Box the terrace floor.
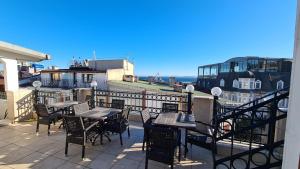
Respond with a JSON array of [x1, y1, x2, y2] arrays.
[[0, 121, 215, 169]]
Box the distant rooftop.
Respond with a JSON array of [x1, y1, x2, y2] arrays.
[[109, 80, 210, 97]]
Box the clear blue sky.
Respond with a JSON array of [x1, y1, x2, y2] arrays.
[[0, 0, 297, 76]]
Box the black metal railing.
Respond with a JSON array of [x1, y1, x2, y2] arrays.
[[93, 90, 189, 113], [16, 89, 75, 121], [212, 88, 289, 169], [0, 91, 6, 100]]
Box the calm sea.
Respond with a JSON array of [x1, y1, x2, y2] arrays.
[[139, 76, 197, 83]]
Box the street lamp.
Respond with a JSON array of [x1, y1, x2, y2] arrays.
[[90, 80, 98, 108], [32, 81, 42, 104], [211, 87, 222, 124], [186, 84, 194, 114]]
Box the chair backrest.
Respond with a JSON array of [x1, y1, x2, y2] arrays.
[[162, 103, 178, 113], [73, 102, 89, 115], [34, 103, 50, 117], [63, 116, 84, 136], [140, 108, 151, 125], [121, 107, 131, 120], [111, 99, 125, 109], [145, 125, 178, 153]]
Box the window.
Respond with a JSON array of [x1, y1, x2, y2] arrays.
[[82, 74, 94, 83], [220, 63, 230, 73], [234, 61, 247, 72], [210, 65, 218, 76], [220, 79, 225, 87], [233, 79, 239, 88], [255, 80, 262, 89], [248, 59, 259, 70], [203, 67, 211, 76], [50, 73, 60, 81], [277, 80, 284, 90], [266, 60, 279, 72], [198, 67, 204, 77]]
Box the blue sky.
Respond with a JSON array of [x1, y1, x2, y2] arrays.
[[0, 0, 297, 76]]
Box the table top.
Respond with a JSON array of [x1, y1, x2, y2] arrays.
[[153, 112, 196, 129], [76, 107, 122, 120], [48, 101, 79, 109]]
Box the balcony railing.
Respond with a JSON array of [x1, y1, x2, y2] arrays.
[[212, 88, 289, 169], [93, 89, 189, 114], [41, 79, 71, 89]]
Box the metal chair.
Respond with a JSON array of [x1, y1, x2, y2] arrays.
[[111, 99, 125, 109], [104, 107, 131, 145], [140, 108, 153, 151], [63, 115, 99, 159], [162, 103, 179, 113], [34, 103, 62, 135], [184, 120, 215, 158], [145, 125, 178, 169]]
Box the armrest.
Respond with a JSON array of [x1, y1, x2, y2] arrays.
[[195, 121, 214, 128], [187, 129, 213, 138], [85, 121, 99, 132]]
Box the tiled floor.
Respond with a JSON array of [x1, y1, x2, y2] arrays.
[[0, 121, 215, 169]]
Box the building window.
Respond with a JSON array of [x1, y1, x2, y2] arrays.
[[210, 65, 218, 76], [233, 79, 239, 88], [198, 67, 204, 77], [220, 79, 225, 87], [203, 67, 211, 76], [50, 73, 60, 81], [255, 80, 262, 89], [220, 63, 230, 73], [277, 80, 284, 90], [82, 74, 94, 83]]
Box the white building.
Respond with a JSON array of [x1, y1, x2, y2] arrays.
[[40, 59, 134, 89]]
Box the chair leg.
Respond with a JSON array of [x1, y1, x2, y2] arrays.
[[47, 124, 51, 136], [119, 133, 123, 146], [82, 145, 85, 159], [142, 135, 145, 151], [145, 157, 148, 169], [127, 127, 130, 138], [65, 141, 68, 156], [100, 134, 103, 145], [36, 120, 39, 133], [171, 164, 174, 169]]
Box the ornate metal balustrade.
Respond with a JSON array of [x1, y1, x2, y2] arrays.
[[94, 90, 189, 113], [16, 89, 74, 121], [212, 88, 289, 169]]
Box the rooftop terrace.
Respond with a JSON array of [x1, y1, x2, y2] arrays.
[[0, 121, 216, 169]]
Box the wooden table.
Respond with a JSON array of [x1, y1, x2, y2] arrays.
[[48, 101, 79, 110], [76, 107, 122, 120], [153, 112, 196, 129], [153, 112, 196, 161]]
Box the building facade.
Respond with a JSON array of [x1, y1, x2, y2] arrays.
[[197, 57, 292, 105], [40, 59, 134, 89]]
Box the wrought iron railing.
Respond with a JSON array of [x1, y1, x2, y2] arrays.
[[212, 88, 289, 169], [94, 90, 189, 113], [0, 91, 6, 100], [16, 89, 75, 121]]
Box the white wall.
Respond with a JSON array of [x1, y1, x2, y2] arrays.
[[282, 1, 300, 168]]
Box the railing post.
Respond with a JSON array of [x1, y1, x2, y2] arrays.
[[34, 89, 39, 104], [142, 90, 146, 110], [213, 95, 219, 125], [91, 87, 96, 109], [187, 92, 193, 114]]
